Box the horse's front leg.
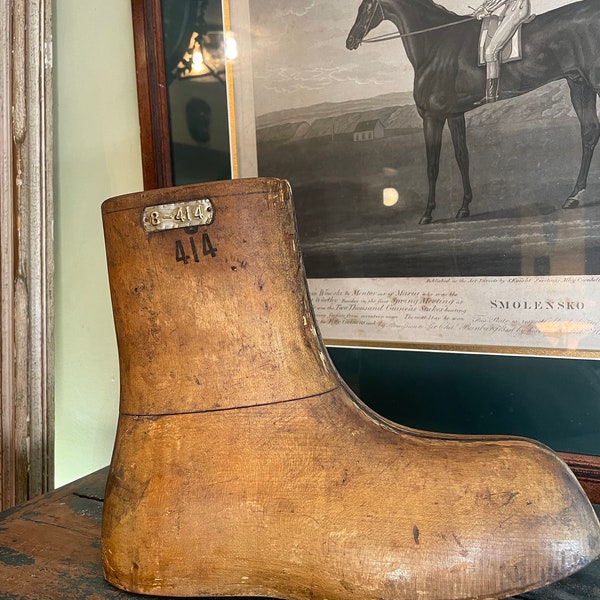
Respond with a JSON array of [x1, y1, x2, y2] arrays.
[[565, 78, 600, 208], [448, 113, 473, 219], [420, 115, 446, 224]]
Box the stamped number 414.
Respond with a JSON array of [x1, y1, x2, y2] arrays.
[[175, 233, 217, 265]]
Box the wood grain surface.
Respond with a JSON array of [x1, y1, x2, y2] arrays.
[[0, 468, 598, 599]]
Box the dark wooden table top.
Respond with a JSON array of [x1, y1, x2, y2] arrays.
[[0, 467, 598, 599]]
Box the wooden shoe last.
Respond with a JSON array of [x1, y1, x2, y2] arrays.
[[101, 178, 600, 599]]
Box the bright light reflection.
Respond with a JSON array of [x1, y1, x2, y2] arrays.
[[225, 35, 238, 61], [383, 187, 399, 207], [191, 49, 204, 72]]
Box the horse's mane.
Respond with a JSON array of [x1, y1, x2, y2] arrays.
[[428, 0, 462, 18], [381, 0, 462, 19]]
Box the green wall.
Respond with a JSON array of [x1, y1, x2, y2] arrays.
[[54, 0, 143, 486]]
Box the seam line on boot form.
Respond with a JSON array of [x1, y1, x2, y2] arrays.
[[120, 385, 341, 418]]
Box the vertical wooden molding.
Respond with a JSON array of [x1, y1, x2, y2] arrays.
[[0, 0, 16, 508], [131, 0, 173, 189], [0, 0, 54, 509]]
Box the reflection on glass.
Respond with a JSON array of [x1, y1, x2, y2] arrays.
[[383, 187, 399, 207], [224, 33, 238, 61], [161, 0, 232, 185]]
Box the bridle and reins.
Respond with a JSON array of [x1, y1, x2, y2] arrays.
[[359, 0, 476, 44]]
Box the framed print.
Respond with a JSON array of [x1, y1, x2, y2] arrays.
[[131, 0, 600, 502], [227, 0, 600, 357]]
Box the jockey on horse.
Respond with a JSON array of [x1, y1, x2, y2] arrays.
[[473, 0, 532, 104]]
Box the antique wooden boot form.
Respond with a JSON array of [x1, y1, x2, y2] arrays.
[[101, 178, 600, 600]]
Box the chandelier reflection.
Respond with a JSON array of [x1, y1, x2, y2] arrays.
[[176, 30, 237, 82]]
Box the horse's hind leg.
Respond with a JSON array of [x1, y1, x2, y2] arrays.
[[564, 77, 600, 209], [420, 115, 445, 224], [448, 114, 473, 219]]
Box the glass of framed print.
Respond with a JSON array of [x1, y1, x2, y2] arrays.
[[131, 0, 600, 502], [227, 0, 600, 357]]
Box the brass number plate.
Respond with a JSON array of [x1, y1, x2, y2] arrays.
[[143, 198, 214, 233]]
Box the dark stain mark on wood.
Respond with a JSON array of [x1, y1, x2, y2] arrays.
[[0, 545, 34, 567], [413, 525, 420, 545], [73, 492, 103, 503], [500, 491, 520, 507]]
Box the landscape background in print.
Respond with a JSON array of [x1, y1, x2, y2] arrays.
[[243, 0, 600, 280]]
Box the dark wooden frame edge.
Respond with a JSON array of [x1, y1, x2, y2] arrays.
[[132, 0, 173, 190], [562, 453, 600, 504]]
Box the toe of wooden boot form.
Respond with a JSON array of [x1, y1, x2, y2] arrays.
[[102, 392, 600, 599]]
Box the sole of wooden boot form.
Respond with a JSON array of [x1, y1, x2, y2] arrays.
[[101, 178, 600, 599]]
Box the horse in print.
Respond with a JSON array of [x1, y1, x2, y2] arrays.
[[346, 0, 600, 224]]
